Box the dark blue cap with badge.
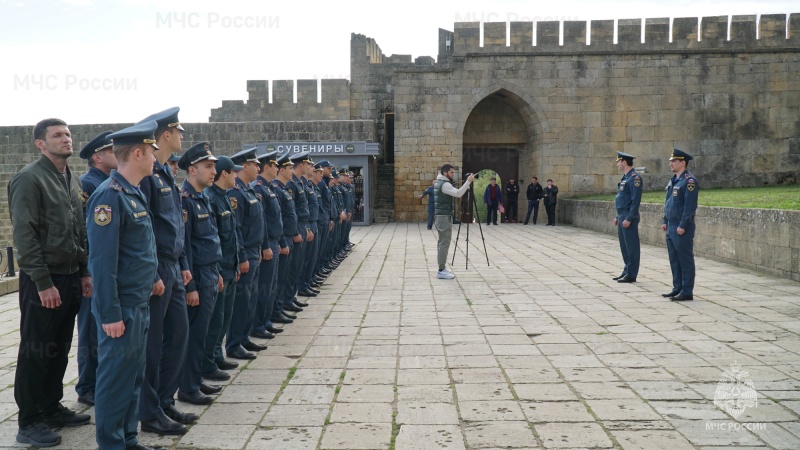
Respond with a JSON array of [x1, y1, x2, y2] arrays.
[[178, 142, 218, 170], [670, 149, 693, 161], [313, 162, 323, 171], [108, 121, 159, 149], [231, 147, 259, 165], [256, 150, 279, 166], [168, 153, 181, 162], [317, 160, 333, 168], [616, 151, 635, 164], [216, 156, 242, 173], [276, 152, 294, 167], [289, 151, 314, 165], [80, 130, 114, 159], [136, 106, 185, 131]]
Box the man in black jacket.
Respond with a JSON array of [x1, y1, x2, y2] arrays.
[[524, 177, 543, 225], [504, 178, 520, 223], [543, 179, 559, 226]]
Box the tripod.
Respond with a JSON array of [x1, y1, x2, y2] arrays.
[[451, 183, 490, 269]]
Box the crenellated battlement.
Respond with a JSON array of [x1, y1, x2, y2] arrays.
[[448, 14, 799, 54]]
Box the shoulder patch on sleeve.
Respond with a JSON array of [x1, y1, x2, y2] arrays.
[[94, 205, 112, 226]]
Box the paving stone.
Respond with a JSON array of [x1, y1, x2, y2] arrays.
[[612, 430, 696, 450], [261, 404, 331, 427], [289, 368, 343, 385], [216, 384, 281, 403], [462, 421, 538, 448], [197, 402, 269, 425], [514, 383, 579, 401], [397, 385, 455, 403], [628, 381, 704, 400], [342, 369, 396, 384], [535, 422, 613, 448], [394, 425, 466, 450], [586, 399, 662, 421], [455, 383, 514, 401], [396, 402, 460, 425], [459, 400, 526, 421], [246, 427, 323, 450], [231, 369, 289, 385], [521, 401, 595, 422], [650, 400, 729, 420], [336, 384, 395, 403], [397, 368, 450, 385], [505, 367, 562, 383], [178, 424, 255, 449], [330, 402, 393, 423], [320, 423, 392, 449], [277, 384, 336, 405], [399, 355, 446, 368], [571, 382, 638, 399], [670, 420, 766, 446]]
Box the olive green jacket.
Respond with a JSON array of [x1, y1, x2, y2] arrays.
[[8, 154, 89, 291]]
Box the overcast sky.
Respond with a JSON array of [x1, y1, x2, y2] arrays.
[[0, 0, 795, 126]]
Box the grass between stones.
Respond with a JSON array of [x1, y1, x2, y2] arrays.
[[577, 185, 800, 210]]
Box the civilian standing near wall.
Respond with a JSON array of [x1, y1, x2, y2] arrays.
[[543, 179, 559, 226], [504, 178, 520, 223], [661, 149, 699, 301], [9, 118, 92, 448], [434, 164, 474, 279], [483, 177, 502, 226], [524, 177, 543, 225], [612, 152, 642, 283]]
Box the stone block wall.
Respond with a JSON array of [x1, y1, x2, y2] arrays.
[[560, 199, 800, 282], [0, 121, 375, 249]]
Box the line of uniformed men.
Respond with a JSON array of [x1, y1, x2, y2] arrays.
[[75, 107, 356, 450]]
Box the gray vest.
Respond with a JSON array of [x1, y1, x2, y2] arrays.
[[434, 179, 454, 216]]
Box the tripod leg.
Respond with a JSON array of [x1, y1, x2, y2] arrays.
[[465, 216, 470, 270], [472, 194, 490, 266], [451, 219, 462, 266]]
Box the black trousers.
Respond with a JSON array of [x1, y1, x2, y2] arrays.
[[15, 270, 82, 426], [546, 202, 557, 225]]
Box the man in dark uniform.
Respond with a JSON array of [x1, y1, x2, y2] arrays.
[[328, 170, 347, 268], [298, 156, 320, 299], [176, 143, 224, 407], [543, 179, 559, 226], [662, 149, 700, 301], [226, 147, 267, 359], [167, 153, 180, 178], [309, 164, 331, 288], [523, 176, 543, 225], [87, 121, 162, 450], [271, 154, 299, 324], [342, 170, 356, 250], [285, 152, 313, 312], [76, 130, 117, 407], [315, 161, 339, 284], [613, 152, 643, 283], [9, 118, 92, 448], [419, 179, 436, 230], [202, 156, 243, 382], [504, 177, 520, 223], [250, 150, 286, 338], [135, 107, 194, 436]]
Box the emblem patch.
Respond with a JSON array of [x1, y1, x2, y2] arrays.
[[634, 180, 640, 187], [81, 191, 89, 207], [288, 188, 294, 199], [673, 188, 679, 197], [687, 183, 695, 192], [94, 205, 112, 226], [182, 208, 188, 223], [229, 197, 238, 210]]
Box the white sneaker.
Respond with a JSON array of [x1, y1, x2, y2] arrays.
[[437, 270, 455, 279]]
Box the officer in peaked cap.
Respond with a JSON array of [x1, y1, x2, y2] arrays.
[[249, 149, 287, 340], [226, 146, 267, 360], [136, 107, 194, 436], [88, 120, 160, 450], [662, 148, 699, 302], [167, 153, 181, 178], [176, 142, 223, 407], [313, 161, 335, 288], [75, 130, 117, 408], [284, 151, 312, 310], [201, 155, 243, 384], [612, 151, 643, 284], [297, 154, 320, 299], [270, 152, 299, 324], [136, 106, 185, 132]]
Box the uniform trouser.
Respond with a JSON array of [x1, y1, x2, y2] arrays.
[[545, 202, 557, 225], [76, 294, 97, 397], [524, 200, 539, 224], [253, 240, 280, 333], [505, 200, 518, 221], [15, 271, 81, 427], [274, 240, 294, 315], [666, 222, 696, 295], [202, 273, 237, 374], [486, 202, 498, 224], [139, 260, 188, 422], [301, 222, 320, 290], [344, 218, 353, 244], [427, 206, 435, 229], [289, 223, 308, 298], [179, 266, 219, 395], [326, 222, 340, 263], [616, 214, 641, 279], [314, 221, 330, 275], [435, 215, 453, 271], [225, 256, 260, 352], [95, 304, 148, 450]]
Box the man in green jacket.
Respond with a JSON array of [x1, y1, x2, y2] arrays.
[[8, 118, 93, 447]]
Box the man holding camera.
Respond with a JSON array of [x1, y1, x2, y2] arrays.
[[433, 165, 474, 279]]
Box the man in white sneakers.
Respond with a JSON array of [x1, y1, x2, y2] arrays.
[[433, 164, 474, 279]]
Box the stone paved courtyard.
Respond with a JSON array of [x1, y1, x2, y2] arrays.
[[0, 222, 799, 449]]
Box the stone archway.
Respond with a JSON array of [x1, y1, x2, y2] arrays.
[[461, 85, 544, 222]]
